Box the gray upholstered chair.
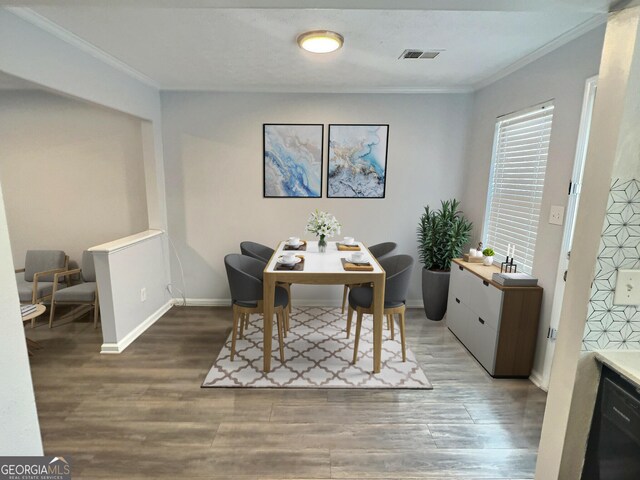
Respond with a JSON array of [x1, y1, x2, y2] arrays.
[[341, 241, 398, 314], [225, 254, 288, 363], [240, 241, 293, 316], [15, 250, 68, 325], [49, 251, 99, 329], [348, 254, 414, 364]]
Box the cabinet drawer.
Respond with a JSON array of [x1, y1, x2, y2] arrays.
[[467, 275, 503, 330], [468, 315, 498, 374], [449, 263, 474, 306], [446, 293, 473, 347]]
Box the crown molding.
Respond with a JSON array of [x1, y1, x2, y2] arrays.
[[472, 13, 607, 91], [160, 85, 475, 94], [6, 7, 160, 89]]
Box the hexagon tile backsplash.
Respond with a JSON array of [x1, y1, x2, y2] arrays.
[[583, 178, 640, 351]]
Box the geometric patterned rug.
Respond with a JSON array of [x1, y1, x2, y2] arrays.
[[202, 307, 432, 389]]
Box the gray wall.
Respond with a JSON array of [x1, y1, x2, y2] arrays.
[[161, 92, 473, 305], [0, 90, 149, 267], [461, 26, 606, 378]]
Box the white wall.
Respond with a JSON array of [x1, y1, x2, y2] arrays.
[[161, 92, 473, 305], [0, 181, 42, 455], [461, 26, 606, 380], [0, 90, 149, 267]]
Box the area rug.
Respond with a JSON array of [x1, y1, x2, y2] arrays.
[[202, 307, 432, 389]]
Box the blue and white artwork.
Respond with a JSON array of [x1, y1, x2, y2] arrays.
[[263, 124, 323, 198], [327, 124, 389, 198]]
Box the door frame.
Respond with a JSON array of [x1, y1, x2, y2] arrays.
[[540, 75, 598, 389]]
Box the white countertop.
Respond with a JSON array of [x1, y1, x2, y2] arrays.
[[595, 350, 640, 387], [265, 241, 383, 274]]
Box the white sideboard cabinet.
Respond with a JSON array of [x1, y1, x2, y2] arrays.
[[446, 259, 543, 377]]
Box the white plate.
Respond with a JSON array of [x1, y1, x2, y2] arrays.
[[287, 241, 302, 247], [278, 256, 302, 265], [342, 241, 356, 246], [347, 255, 368, 264]]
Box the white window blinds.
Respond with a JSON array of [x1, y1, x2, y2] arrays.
[[483, 102, 554, 274]]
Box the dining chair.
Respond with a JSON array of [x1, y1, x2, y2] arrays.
[[240, 240, 293, 316], [15, 250, 69, 326], [348, 254, 414, 364], [341, 241, 397, 314], [224, 254, 288, 363], [49, 250, 100, 329]]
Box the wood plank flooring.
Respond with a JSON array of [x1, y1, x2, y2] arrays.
[[26, 306, 546, 479]]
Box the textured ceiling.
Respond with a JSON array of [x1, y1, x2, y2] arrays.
[[25, 6, 603, 91]]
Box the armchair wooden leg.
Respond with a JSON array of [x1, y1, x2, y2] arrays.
[[285, 283, 292, 314], [352, 308, 364, 364], [283, 308, 289, 337], [346, 305, 354, 338], [399, 310, 407, 362], [244, 313, 250, 330], [276, 307, 285, 363], [387, 314, 395, 340], [49, 300, 57, 328], [231, 306, 240, 361], [341, 285, 349, 314], [239, 313, 247, 339]]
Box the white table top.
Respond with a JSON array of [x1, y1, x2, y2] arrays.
[[265, 241, 383, 274]]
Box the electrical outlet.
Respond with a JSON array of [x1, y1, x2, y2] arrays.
[[549, 205, 565, 226], [614, 270, 640, 305], [140, 287, 147, 302]]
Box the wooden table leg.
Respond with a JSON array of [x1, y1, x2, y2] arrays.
[[263, 272, 276, 373], [372, 272, 386, 373]]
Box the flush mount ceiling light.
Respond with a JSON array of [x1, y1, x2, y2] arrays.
[[297, 30, 344, 54]]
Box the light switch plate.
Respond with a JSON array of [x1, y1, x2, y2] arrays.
[[549, 205, 565, 226], [614, 269, 640, 305]]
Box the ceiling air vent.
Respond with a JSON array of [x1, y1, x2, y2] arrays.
[[398, 50, 441, 60]]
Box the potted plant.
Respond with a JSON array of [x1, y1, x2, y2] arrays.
[[482, 247, 495, 266], [306, 209, 341, 253], [417, 199, 473, 320]]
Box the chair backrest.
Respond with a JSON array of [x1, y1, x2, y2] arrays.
[[379, 254, 414, 304], [81, 250, 97, 282], [240, 241, 274, 263], [224, 254, 266, 303], [24, 250, 67, 282], [368, 242, 398, 260]]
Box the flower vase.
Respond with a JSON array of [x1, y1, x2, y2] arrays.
[[318, 235, 327, 253]]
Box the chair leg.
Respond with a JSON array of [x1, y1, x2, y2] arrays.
[[244, 313, 250, 330], [341, 285, 349, 314], [49, 300, 57, 328], [399, 310, 407, 362], [352, 309, 364, 364], [286, 283, 292, 314], [239, 313, 246, 339], [346, 305, 354, 338], [276, 307, 285, 363], [387, 314, 395, 340], [283, 307, 289, 337], [230, 306, 240, 361]]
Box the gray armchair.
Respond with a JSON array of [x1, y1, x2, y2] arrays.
[[49, 251, 99, 329], [15, 250, 68, 325], [341, 241, 397, 314], [348, 254, 414, 365]]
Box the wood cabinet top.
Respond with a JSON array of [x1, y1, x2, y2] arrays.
[[452, 258, 543, 292]]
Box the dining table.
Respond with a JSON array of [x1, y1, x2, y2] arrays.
[[263, 240, 386, 373]]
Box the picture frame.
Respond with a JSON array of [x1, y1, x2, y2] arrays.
[[263, 124, 324, 198], [327, 124, 389, 198]]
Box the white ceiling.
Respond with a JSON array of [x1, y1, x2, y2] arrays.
[[9, 2, 607, 92]]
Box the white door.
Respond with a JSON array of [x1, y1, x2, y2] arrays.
[[540, 76, 597, 389]]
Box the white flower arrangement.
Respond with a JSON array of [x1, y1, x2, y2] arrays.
[[306, 210, 341, 239]]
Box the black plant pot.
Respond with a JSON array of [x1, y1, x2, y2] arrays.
[[422, 268, 451, 321]]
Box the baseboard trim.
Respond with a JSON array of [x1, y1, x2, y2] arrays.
[[100, 300, 173, 354], [178, 298, 424, 309], [529, 369, 548, 392]]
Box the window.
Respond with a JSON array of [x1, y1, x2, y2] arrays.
[[483, 101, 554, 274]]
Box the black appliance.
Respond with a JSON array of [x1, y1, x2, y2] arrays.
[[582, 365, 640, 479]]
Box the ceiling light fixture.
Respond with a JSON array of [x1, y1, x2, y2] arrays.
[[297, 30, 344, 54]]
